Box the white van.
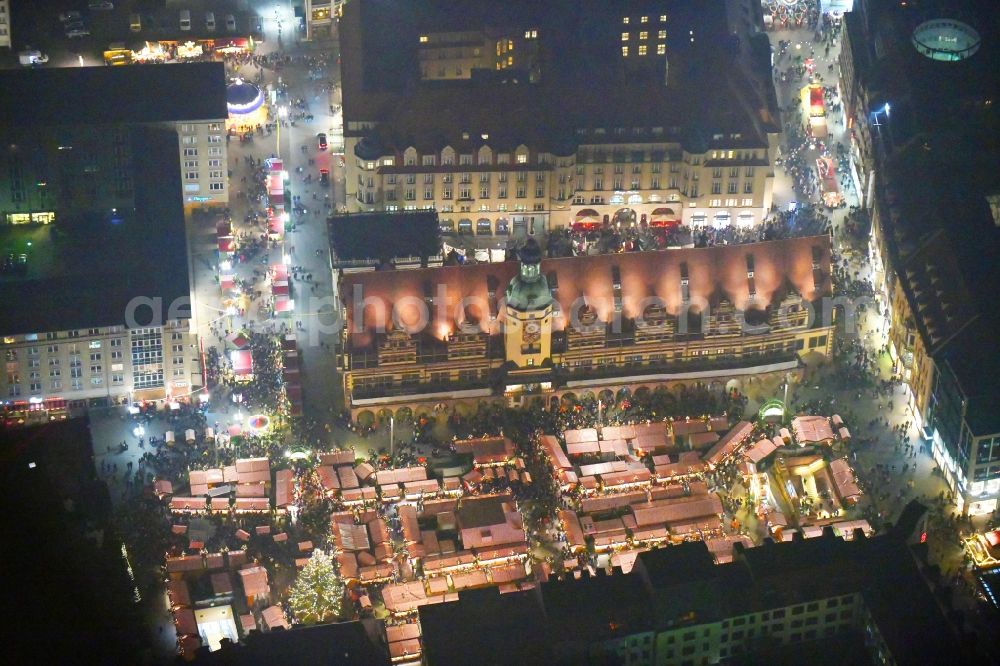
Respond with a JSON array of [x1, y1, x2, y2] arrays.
[[205, 12, 215, 32], [179, 9, 191, 31], [129, 13, 141, 32]]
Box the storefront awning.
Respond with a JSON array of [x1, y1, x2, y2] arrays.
[[268, 216, 283, 235], [272, 264, 288, 281], [648, 218, 679, 228], [220, 275, 236, 291], [272, 281, 289, 296], [274, 297, 294, 314]]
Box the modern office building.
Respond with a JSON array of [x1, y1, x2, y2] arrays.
[[340, 0, 780, 240], [838, 0, 1000, 514], [419, 521, 964, 665], [337, 234, 834, 417], [0, 0, 11, 50], [0, 68, 224, 415]]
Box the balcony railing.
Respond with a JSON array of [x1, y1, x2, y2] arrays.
[[557, 350, 799, 383]]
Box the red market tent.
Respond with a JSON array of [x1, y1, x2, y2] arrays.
[[272, 263, 288, 281], [274, 297, 294, 314], [218, 236, 235, 253], [220, 275, 236, 292], [271, 281, 289, 297], [230, 350, 253, 379], [268, 215, 283, 236]]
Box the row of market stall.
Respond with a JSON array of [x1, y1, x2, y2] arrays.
[[103, 37, 254, 66]]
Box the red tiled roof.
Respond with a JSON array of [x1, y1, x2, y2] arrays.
[[341, 236, 833, 346]]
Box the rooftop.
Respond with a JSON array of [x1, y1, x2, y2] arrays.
[[879, 133, 1000, 432], [342, 0, 778, 155], [418, 525, 965, 664], [456, 493, 510, 530], [0, 62, 227, 127], [0, 127, 190, 335], [341, 235, 832, 347], [328, 212, 441, 263]]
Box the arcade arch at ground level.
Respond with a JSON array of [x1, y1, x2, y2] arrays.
[[349, 365, 805, 422]]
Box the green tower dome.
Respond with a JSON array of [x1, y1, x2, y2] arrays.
[[505, 239, 553, 312]]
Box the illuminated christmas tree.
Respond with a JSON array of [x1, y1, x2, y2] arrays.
[[288, 549, 344, 624]]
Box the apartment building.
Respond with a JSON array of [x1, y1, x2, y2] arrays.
[[340, 0, 781, 239], [838, 0, 1000, 514], [2, 320, 199, 414], [419, 525, 963, 665], [338, 234, 834, 417], [0, 63, 228, 217], [0, 0, 11, 50], [0, 71, 225, 421], [177, 120, 230, 209]]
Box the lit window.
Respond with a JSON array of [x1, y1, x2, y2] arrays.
[[623, 17, 629, 24], [660, 14, 667, 22], [419, 35, 428, 43], [517, 153, 528, 164], [640, 31, 648, 40], [658, 30, 666, 39], [622, 32, 629, 41], [657, 43, 666, 55], [641, 16, 648, 23], [638, 45, 647, 56], [622, 46, 629, 57]]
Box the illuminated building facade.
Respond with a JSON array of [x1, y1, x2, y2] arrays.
[[0, 64, 228, 414], [338, 235, 834, 417], [340, 0, 781, 238], [839, 0, 1000, 514]]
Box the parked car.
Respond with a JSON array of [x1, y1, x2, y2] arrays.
[[88, 1, 114, 10], [66, 27, 91, 38], [225, 14, 236, 32], [59, 11, 82, 23], [317, 133, 328, 150]]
